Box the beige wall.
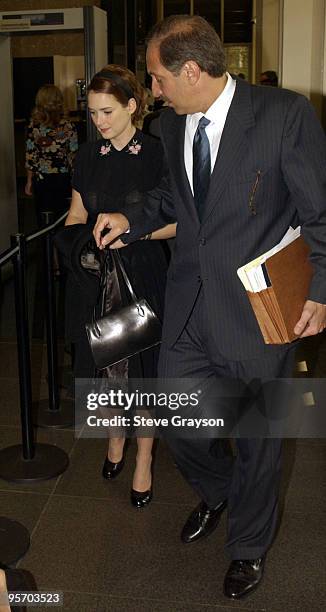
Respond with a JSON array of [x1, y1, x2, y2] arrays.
[[11, 32, 84, 58], [281, 0, 325, 117], [260, 0, 326, 120], [53, 55, 85, 111], [94, 4, 108, 72], [261, 0, 280, 73]]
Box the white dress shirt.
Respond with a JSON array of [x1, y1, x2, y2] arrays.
[[184, 72, 236, 194]]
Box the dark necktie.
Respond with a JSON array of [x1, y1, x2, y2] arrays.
[[192, 116, 211, 220]]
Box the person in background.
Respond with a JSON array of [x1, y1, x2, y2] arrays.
[[62, 64, 175, 508], [142, 98, 169, 140], [259, 70, 278, 87], [25, 84, 78, 228]]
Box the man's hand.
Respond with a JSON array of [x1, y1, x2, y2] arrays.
[[294, 299, 326, 338], [93, 213, 129, 249], [109, 238, 128, 249]]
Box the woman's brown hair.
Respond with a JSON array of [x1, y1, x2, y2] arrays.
[[87, 64, 147, 125]]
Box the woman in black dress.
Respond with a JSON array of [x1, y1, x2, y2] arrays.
[[65, 65, 175, 507]]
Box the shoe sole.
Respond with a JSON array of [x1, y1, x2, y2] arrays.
[[223, 572, 264, 600]]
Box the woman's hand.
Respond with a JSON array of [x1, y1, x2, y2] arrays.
[[93, 213, 130, 249], [25, 180, 33, 196], [100, 222, 177, 248], [25, 170, 33, 196]]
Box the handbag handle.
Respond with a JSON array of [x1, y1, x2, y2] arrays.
[[112, 250, 138, 302]]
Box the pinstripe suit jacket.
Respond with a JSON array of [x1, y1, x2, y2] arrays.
[[124, 77, 326, 360]]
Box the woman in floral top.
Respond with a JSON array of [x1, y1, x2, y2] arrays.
[[63, 65, 176, 508], [25, 84, 78, 226]]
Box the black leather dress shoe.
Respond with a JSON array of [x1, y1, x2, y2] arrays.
[[130, 488, 152, 508], [181, 499, 227, 543], [102, 456, 124, 480], [223, 557, 265, 599]]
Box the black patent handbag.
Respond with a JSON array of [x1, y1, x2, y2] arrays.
[[85, 251, 162, 369]]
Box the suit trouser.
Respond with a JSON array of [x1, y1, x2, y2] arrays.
[[158, 286, 296, 559]]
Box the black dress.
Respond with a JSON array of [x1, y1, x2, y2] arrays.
[[70, 129, 168, 379]]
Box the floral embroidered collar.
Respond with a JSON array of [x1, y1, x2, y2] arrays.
[[100, 137, 142, 157], [128, 139, 142, 155], [100, 142, 112, 156]]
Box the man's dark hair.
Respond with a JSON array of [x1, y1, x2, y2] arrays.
[[260, 70, 278, 87], [146, 14, 226, 78]]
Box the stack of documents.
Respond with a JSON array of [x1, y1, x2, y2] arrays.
[[237, 227, 313, 344]]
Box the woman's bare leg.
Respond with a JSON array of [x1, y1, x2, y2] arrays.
[[107, 437, 125, 462], [133, 437, 153, 492]]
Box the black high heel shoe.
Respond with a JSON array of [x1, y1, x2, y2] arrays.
[[102, 456, 125, 480], [130, 487, 152, 508]]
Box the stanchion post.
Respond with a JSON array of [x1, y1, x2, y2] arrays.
[[33, 212, 74, 428], [11, 233, 35, 461], [0, 231, 69, 482], [42, 211, 60, 412]]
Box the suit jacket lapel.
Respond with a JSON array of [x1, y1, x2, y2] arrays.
[[202, 78, 256, 224]]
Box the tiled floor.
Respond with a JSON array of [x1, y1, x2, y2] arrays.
[[0, 338, 325, 611]]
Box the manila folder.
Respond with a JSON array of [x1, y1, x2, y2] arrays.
[[247, 236, 313, 343]]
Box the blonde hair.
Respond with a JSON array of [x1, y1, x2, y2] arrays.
[[32, 84, 64, 126]]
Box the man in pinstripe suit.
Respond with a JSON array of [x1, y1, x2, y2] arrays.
[[94, 15, 326, 599]]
